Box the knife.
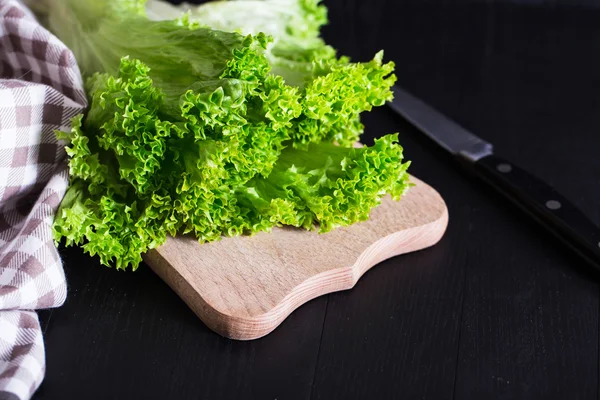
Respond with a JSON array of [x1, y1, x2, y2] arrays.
[[389, 85, 600, 271]]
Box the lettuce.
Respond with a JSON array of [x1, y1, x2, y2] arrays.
[[146, 0, 335, 87], [145, 0, 397, 146], [38, 0, 411, 270]]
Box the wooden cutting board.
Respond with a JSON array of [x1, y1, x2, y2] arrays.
[[143, 175, 448, 340]]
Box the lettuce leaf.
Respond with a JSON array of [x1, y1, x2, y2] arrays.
[[145, 0, 396, 146], [146, 0, 334, 87]]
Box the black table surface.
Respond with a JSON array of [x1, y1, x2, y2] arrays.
[[33, 1, 600, 399]]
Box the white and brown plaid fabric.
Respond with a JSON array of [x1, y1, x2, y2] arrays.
[[0, 1, 86, 399]]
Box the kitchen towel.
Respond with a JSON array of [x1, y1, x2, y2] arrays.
[[0, 1, 86, 399]]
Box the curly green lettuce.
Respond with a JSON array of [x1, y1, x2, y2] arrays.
[[37, 0, 410, 270]]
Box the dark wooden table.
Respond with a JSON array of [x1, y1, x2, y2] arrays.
[[33, 1, 600, 399]]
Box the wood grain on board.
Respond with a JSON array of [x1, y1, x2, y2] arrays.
[[144, 175, 448, 340]]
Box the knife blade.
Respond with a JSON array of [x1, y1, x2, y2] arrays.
[[389, 85, 600, 272]]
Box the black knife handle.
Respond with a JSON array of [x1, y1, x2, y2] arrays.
[[467, 154, 600, 271]]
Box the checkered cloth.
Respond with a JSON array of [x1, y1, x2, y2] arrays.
[[0, 1, 86, 399]]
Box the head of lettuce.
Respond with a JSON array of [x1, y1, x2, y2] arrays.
[[31, 0, 411, 270]]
